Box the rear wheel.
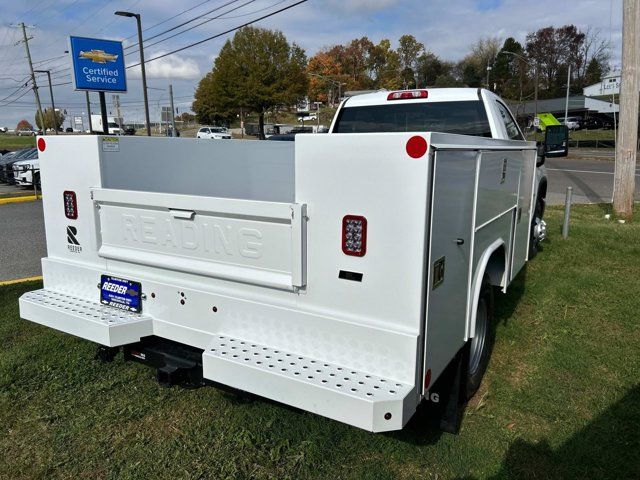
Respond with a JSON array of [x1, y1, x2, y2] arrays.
[[465, 274, 495, 399], [529, 196, 546, 259]]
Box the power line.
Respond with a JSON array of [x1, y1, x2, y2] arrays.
[[29, 0, 302, 79], [213, 0, 286, 20], [33, 54, 68, 66], [127, 0, 257, 56], [0, 87, 33, 107], [123, 0, 214, 40], [0, 82, 31, 103], [127, 0, 308, 69], [124, 0, 245, 51]]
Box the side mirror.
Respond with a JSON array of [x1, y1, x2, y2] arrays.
[[536, 141, 546, 167], [544, 125, 569, 158]]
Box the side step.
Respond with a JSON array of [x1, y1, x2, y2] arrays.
[[202, 335, 416, 432], [19, 289, 153, 347]]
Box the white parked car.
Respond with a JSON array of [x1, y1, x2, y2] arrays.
[[17, 129, 36, 136], [13, 158, 39, 187], [558, 116, 581, 130], [196, 126, 231, 139]]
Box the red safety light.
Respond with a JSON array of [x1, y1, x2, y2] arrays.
[[342, 215, 367, 257], [406, 136, 428, 158], [63, 191, 78, 219], [387, 90, 428, 101], [37, 138, 46, 152]]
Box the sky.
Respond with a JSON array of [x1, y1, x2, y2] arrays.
[[0, 0, 623, 129]]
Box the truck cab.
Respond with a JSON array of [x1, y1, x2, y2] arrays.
[[330, 88, 549, 256]]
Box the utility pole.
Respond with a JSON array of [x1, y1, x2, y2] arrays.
[[613, 0, 639, 219], [313, 101, 322, 129], [34, 69, 57, 135], [99, 92, 108, 134], [563, 64, 571, 125], [534, 66, 538, 122], [85, 92, 93, 132], [16, 23, 44, 131], [113, 95, 122, 131], [169, 84, 176, 137]]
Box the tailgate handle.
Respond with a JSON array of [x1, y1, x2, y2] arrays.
[[169, 209, 195, 220]]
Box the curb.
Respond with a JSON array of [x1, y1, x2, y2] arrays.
[[0, 195, 39, 205], [0, 275, 43, 287]]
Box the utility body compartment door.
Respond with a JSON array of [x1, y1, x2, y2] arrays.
[[92, 188, 306, 291], [423, 149, 477, 387]]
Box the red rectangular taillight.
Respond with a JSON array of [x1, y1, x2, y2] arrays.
[[342, 215, 367, 256], [63, 191, 78, 219], [387, 90, 428, 100]]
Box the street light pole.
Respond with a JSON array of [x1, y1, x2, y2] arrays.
[[563, 64, 571, 125], [498, 50, 538, 132], [34, 69, 58, 135], [115, 11, 151, 136]]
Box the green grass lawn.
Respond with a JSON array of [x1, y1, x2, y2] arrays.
[[0, 135, 36, 151], [569, 129, 616, 141], [526, 129, 616, 143], [1, 204, 639, 479]]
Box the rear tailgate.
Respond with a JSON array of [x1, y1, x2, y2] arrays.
[[92, 188, 306, 291]]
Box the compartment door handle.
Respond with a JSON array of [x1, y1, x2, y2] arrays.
[[169, 209, 195, 220]]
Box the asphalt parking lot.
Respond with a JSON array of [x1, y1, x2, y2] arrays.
[[545, 153, 640, 205], [0, 149, 637, 282], [0, 200, 46, 282]]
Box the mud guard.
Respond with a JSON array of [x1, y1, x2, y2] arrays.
[[424, 343, 470, 434]]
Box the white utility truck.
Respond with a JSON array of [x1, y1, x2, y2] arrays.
[[91, 115, 122, 135], [20, 88, 567, 433]]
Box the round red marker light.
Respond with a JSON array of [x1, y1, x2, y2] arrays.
[[37, 138, 46, 152], [406, 135, 427, 158]]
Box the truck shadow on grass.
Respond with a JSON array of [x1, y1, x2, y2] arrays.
[[476, 384, 640, 480]]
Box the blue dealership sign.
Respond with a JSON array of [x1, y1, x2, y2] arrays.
[[69, 36, 127, 93]]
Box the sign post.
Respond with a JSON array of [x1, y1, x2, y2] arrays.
[[69, 36, 127, 135]]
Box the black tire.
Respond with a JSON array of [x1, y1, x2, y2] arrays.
[[465, 274, 495, 399], [529, 197, 545, 259], [34, 172, 40, 189]]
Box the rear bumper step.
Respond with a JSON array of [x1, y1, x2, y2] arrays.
[[19, 289, 416, 431], [202, 335, 416, 432], [19, 289, 152, 347]]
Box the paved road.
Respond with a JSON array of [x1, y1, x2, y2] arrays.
[[545, 156, 640, 205], [0, 200, 46, 282], [0, 150, 637, 281]]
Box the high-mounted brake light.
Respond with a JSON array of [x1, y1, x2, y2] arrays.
[[63, 191, 78, 219], [387, 90, 428, 101], [342, 215, 367, 257]]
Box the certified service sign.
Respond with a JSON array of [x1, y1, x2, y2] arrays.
[[69, 36, 127, 93]]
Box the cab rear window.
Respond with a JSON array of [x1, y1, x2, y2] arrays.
[[333, 100, 492, 137]]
